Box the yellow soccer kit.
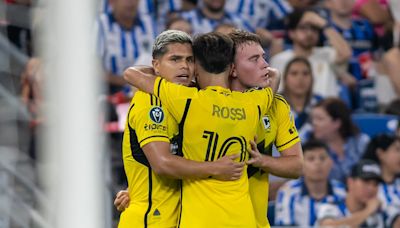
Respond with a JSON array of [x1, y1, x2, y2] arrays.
[[153, 77, 274, 228], [119, 91, 180, 228], [249, 94, 300, 228]]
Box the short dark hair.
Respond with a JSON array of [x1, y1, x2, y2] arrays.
[[385, 99, 400, 116], [286, 9, 306, 30], [302, 139, 329, 155], [228, 29, 262, 47], [362, 134, 400, 164], [192, 32, 235, 74]]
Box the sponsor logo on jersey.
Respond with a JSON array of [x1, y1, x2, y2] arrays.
[[144, 123, 167, 131], [149, 106, 164, 123], [262, 116, 271, 131]]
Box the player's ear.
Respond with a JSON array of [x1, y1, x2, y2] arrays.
[[152, 59, 160, 75], [230, 63, 238, 78]]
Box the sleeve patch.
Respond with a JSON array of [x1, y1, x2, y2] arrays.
[[149, 106, 164, 123], [262, 116, 271, 131]]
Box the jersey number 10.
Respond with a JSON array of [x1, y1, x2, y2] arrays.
[[202, 130, 247, 162]]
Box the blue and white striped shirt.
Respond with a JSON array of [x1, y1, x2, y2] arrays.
[[225, 0, 292, 28], [97, 12, 156, 76], [378, 178, 400, 212], [139, 0, 182, 16], [275, 178, 346, 226], [101, 0, 182, 17], [180, 8, 254, 35], [100, 0, 181, 33], [317, 199, 400, 227]]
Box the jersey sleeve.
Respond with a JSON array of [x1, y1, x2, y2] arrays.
[[128, 94, 170, 147], [153, 77, 197, 122], [274, 95, 300, 152]]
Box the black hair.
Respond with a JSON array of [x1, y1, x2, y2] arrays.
[[302, 139, 329, 154], [286, 9, 306, 30], [314, 98, 359, 139], [362, 134, 400, 164], [192, 32, 235, 74]]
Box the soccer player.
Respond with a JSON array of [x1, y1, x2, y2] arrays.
[[124, 32, 278, 227], [228, 30, 303, 228], [119, 30, 244, 228]]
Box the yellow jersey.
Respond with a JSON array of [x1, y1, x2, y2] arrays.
[[153, 77, 274, 228], [119, 91, 181, 228], [249, 94, 300, 228]]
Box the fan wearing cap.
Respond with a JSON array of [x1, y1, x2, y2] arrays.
[[316, 160, 400, 228]]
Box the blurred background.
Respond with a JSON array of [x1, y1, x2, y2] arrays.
[[0, 0, 399, 227]]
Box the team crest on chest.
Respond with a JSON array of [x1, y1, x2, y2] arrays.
[[149, 107, 164, 123], [262, 116, 271, 131]]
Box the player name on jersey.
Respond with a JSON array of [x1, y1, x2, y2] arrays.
[[212, 104, 246, 120]]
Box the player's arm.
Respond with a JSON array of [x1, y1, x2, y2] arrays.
[[247, 141, 302, 178], [106, 72, 128, 86], [247, 97, 303, 178], [123, 66, 156, 94], [143, 141, 244, 180]]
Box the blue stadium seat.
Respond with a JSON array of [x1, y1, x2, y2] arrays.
[[352, 114, 399, 137], [267, 201, 275, 226]]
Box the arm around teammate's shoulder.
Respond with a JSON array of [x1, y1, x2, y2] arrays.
[[123, 66, 156, 94]]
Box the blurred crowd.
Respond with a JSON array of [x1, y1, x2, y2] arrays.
[[1, 0, 400, 227]]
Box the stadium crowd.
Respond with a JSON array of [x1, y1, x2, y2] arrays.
[[2, 0, 400, 227]]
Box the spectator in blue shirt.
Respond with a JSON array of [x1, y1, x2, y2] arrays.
[[317, 160, 400, 227], [307, 98, 370, 182], [275, 139, 346, 226], [324, 0, 378, 111], [179, 0, 254, 35], [362, 134, 400, 212], [97, 0, 157, 94]]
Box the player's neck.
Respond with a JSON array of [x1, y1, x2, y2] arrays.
[[230, 78, 247, 92], [201, 72, 230, 89], [197, 66, 230, 89]]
